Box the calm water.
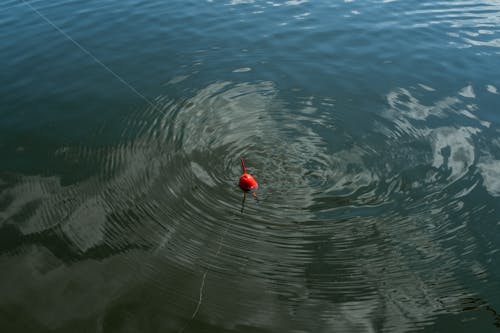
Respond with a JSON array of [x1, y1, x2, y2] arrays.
[[2, 0, 500, 332]]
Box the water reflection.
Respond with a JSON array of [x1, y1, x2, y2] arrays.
[[3, 0, 500, 329], [1, 78, 500, 331]]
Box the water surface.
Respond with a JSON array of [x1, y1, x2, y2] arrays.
[[1, 0, 500, 332]]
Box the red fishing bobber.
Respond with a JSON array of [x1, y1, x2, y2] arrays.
[[238, 158, 258, 192]]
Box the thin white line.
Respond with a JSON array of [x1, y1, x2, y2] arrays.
[[177, 271, 207, 333], [191, 271, 207, 319], [178, 225, 229, 333], [216, 225, 229, 256], [21, 0, 157, 110]]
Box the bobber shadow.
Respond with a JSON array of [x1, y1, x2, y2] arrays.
[[240, 190, 258, 213]]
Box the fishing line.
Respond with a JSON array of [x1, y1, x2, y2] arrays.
[[181, 160, 258, 330], [20, 0, 158, 111], [21, 3, 245, 330], [22, 0, 214, 152], [177, 225, 229, 333]]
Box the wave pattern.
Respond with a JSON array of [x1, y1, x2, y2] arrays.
[[2, 0, 500, 331], [2, 79, 500, 331]]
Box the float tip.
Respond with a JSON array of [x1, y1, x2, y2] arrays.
[[240, 158, 247, 174]]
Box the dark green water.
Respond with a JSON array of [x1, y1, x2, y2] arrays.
[[2, 0, 500, 332]]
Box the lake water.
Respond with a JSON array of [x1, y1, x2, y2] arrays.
[[2, 0, 500, 331]]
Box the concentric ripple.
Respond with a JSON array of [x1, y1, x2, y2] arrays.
[[2, 78, 500, 331], [2, 0, 500, 330]]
